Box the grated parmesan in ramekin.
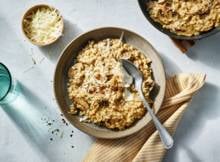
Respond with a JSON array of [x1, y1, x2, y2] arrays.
[[22, 5, 63, 46]]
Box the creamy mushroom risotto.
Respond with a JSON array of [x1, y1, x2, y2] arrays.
[[67, 38, 154, 130], [148, 0, 220, 36]]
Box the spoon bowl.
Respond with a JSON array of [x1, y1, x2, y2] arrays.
[[120, 59, 143, 90]]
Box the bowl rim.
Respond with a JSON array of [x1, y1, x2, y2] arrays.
[[137, 0, 220, 40], [21, 4, 64, 46], [54, 26, 166, 139]]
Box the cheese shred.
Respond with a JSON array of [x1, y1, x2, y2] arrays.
[[23, 6, 63, 45]]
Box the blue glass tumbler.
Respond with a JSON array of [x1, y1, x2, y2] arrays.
[[0, 63, 19, 104]]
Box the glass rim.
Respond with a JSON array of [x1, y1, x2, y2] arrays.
[[0, 63, 12, 101]]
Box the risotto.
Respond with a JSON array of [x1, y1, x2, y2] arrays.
[[148, 0, 220, 36], [67, 38, 154, 130]]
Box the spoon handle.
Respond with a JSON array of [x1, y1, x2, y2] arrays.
[[140, 92, 174, 149]]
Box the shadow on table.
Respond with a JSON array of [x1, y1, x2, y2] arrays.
[[167, 143, 202, 162], [39, 19, 83, 63], [1, 82, 56, 162], [159, 53, 182, 76], [187, 32, 220, 69], [163, 82, 220, 162]]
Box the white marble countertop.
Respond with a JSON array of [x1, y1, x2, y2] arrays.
[[1, 0, 220, 162]]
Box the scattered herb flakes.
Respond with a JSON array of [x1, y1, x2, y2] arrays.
[[47, 122, 52, 126], [41, 115, 75, 148], [61, 117, 70, 127]]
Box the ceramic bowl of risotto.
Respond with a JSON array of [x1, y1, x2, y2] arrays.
[[54, 27, 166, 139], [138, 0, 220, 40]]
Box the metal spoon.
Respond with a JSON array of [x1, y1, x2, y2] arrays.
[[121, 59, 174, 149]]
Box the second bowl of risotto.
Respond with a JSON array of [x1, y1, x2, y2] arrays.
[[54, 27, 166, 139], [138, 0, 220, 40]]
